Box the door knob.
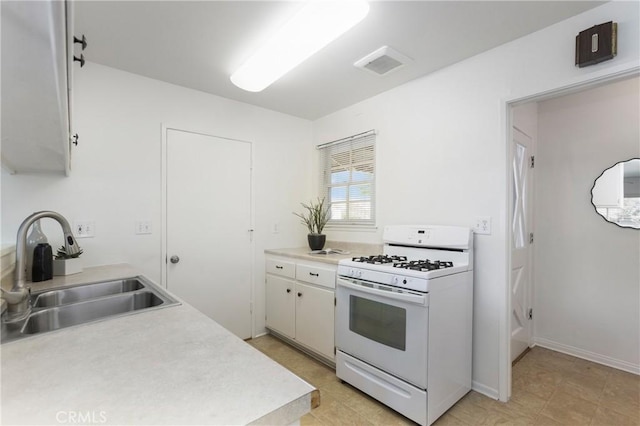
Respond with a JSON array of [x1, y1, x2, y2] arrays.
[[170, 255, 180, 264]]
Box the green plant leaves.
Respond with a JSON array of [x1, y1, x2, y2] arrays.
[[293, 197, 330, 234]]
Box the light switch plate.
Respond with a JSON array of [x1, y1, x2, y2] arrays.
[[135, 220, 152, 235], [74, 221, 95, 238], [474, 216, 491, 235]]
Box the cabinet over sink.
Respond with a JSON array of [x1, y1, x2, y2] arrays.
[[1, 0, 75, 175]]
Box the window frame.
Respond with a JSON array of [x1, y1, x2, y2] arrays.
[[317, 130, 376, 229]]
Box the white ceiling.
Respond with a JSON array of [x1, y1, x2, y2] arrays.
[[74, 1, 605, 120]]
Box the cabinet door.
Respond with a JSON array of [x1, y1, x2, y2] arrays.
[[265, 275, 295, 339], [1, 1, 71, 175], [295, 282, 335, 360]]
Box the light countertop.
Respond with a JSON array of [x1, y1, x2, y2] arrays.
[[1, 265, 316, 425], [265, 241, 381, 265]]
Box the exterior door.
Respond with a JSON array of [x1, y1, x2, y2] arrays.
[[165, 128, 252, 339], [511, 127, 533, 363]]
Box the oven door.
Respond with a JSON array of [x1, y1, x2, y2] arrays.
[[336, 276, 429, 389]]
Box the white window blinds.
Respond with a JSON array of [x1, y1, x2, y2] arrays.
[[318, 130, 376, 227]]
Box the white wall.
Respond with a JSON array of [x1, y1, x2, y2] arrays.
[[1, 63, 314, 333], [312, 1, 639, 398], [534, 76, 640, 373]]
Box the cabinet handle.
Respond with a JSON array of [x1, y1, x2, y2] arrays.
[[276, 265, 283, 269], [74, 53, 85, 67], [74, 35, 88, 50], [286, 288, 291, 293], [309, 272, 319, 277], [297, 292, 302, 297]]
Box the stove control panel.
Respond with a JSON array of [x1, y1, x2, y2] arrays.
[[344, 268, 363, 279], [383, 224, 472, 250], [392, 276, 405, 285], [337, 265, 429, 293]]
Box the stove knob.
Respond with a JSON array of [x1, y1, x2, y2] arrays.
[[392, 276, 399, 285], [355, 270, 362, 278]]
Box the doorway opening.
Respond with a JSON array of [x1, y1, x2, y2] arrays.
[[504, 68, 640, 400]]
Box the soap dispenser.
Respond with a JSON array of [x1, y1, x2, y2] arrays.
[[26, 219, 48, 281], [32, 243, 53, 282]]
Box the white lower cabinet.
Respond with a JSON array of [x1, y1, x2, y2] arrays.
[[265, 274, 296, 339], [265, 257, 336, 362], [295, 282, 335, 360]]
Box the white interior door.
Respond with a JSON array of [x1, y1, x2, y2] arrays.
[[510, 127, 533, 363], [165, 128, 252, 339]]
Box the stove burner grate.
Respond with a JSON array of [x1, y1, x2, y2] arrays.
[[393, 260, 454, 271], [351, 255, 408, 265]]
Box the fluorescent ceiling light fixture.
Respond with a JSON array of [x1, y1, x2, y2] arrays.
[[230, 0, 369, 92]]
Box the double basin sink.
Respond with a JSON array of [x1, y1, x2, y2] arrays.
[[1, 276, 179, 344]]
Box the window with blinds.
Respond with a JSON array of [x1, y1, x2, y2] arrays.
[[318, 130, 376, 227]]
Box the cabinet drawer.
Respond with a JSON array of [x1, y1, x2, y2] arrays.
[[266, 258, 295, 278], [296, 264, 336, 289]]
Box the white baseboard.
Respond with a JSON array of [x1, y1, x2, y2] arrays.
[[533, 337, 640, 375], [471, 380, 499, 400]]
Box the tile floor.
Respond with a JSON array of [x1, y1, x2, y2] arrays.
[[247, 334, 640, 426]]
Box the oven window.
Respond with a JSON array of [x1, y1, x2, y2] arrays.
[[349, 295, 406, 351]]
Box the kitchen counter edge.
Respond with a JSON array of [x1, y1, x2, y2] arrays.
[[1, 264, 316, 425], [265, 242, 381, 265]]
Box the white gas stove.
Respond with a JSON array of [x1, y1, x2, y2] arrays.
[[338, 224, 473, 290], [335, 225, 474, 426]]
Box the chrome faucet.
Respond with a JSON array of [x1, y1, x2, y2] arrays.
[[2, 211, 81, 322]]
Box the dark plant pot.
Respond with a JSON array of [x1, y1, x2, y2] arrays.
[[307, 233, 326, 251]]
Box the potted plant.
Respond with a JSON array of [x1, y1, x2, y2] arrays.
[[294, 197, 331, 250], [52, 245, 84, 276]]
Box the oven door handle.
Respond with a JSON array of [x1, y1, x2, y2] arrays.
[[337, 278, 427, 306]]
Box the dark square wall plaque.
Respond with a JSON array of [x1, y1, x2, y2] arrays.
[[575, 21, 617, 68]]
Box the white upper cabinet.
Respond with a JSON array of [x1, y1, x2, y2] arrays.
[[1, 0, 74, 175]]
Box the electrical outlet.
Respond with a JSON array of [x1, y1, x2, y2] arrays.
[[135, 220, 152, 235], [474, 216, 491, 235], [74, 221, 95, 238]]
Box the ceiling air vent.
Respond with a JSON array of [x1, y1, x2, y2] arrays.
[[354, 46, 412, 76]]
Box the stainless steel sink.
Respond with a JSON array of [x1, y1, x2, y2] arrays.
[[32, 278, 144, 308], [1, 276, 179, 343], [23, 292, 165, 334]]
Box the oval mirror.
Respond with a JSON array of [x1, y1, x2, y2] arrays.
[[591, 158, 640, 229]]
